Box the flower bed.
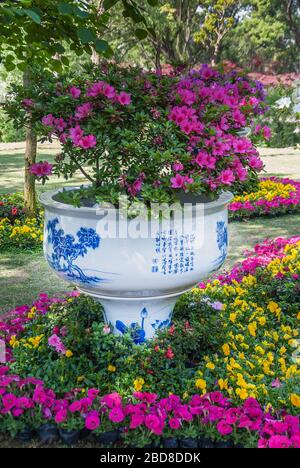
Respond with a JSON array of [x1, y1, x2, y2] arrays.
[[0, 237, 299, 448], [229, 177, 300, 220], [0, 193, 43, 250]]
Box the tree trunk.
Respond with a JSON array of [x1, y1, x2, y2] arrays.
[[91, 48, 101, 65], [23, 68, 37, 215]]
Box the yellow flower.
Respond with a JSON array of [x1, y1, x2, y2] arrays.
[[218, 378, 228, 390], [229, 313, 237, 323], [267, 301, 281, 319], [9, 335, 19, 348], [206, 362, 215, 370], [195, 378, 206, 390], [65, 350, 73, 358], [290, 394, 300, 407], [248, 321, 257, 337], [77, 375, 85, 382], [27, 306, 36, 319], [258, 316, 266, 326], [108, 364, 116, 373], [236, 387, 248, 399], [222, 343, 230, 356], [134, 377, 145, 391], [236, 373, 247, 388]]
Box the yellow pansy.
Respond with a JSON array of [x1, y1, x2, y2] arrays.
[[222, 344, 230, 356], [195, 378, 206, 390], [290, 394, 300, 407], [134, 377, 145, 391]]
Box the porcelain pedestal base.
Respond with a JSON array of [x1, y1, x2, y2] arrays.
[[87, 293, 183, 343]]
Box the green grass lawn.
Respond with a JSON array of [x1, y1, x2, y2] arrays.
[[0, 144, 300, 315]]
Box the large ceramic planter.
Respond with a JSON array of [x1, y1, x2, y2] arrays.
[[40, 189, 233, 342]]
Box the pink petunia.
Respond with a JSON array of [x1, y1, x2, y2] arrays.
[[85, 412, 100, 430], [216, 420, 233, 436], [109, 407, 125, 423]]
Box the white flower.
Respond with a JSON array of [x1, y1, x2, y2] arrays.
[[274, 97, 292, 109]]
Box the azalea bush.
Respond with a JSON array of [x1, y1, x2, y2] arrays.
[[229, 177, 300, 220], [0, 193, 43, 250], [11, 64, 270, 206], [0, 236, 299, 447]]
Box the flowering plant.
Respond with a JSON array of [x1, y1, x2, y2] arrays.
[[0, 237, 300, 447], [24, 64, 268, 206], [229, 177, 300, 219], [0, 193, 43, 250]]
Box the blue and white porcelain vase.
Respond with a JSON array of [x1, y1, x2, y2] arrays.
[[40, 189, 232, 342]]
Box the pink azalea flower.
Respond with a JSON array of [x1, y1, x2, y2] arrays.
[[69, 86, 81, 99], [248, 155, 264, 170], [262, 126, 272, 140], [22, 98, 34, 108], [77, 135, 97, 149], [69, 125, 84, 144], [219, 169, 235, 185], [75, 102, 93, 120], [170, 173, 185, 189], [54, 117, 67, 133], [86, 81, 105, 98], [172, 161, 184, 172], [41, 114, 54, 127], [117, 91, 131, 106], [30, 161, 53, 178], [102, 83, 116, 99]]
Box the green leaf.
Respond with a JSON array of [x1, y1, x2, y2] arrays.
[[61, 56, 69, 66], [77, 28, 96, 44], [57, 3, 73, 15], [23, 8, 41, 24], [103, 0, 119, 10], [147, 0, 158, 5], [5, 60, 15, 71], [135, 28, 148, 40], [72, 6, 89, 19], [54, 43, 66, 54], [94, 39, 109, 53]]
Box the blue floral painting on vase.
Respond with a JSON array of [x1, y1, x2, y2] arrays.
[[115, 307, 148, 344], [151, 312, 172, 331], [213, 220, 228, 267], [46, 218, 104, 284]]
